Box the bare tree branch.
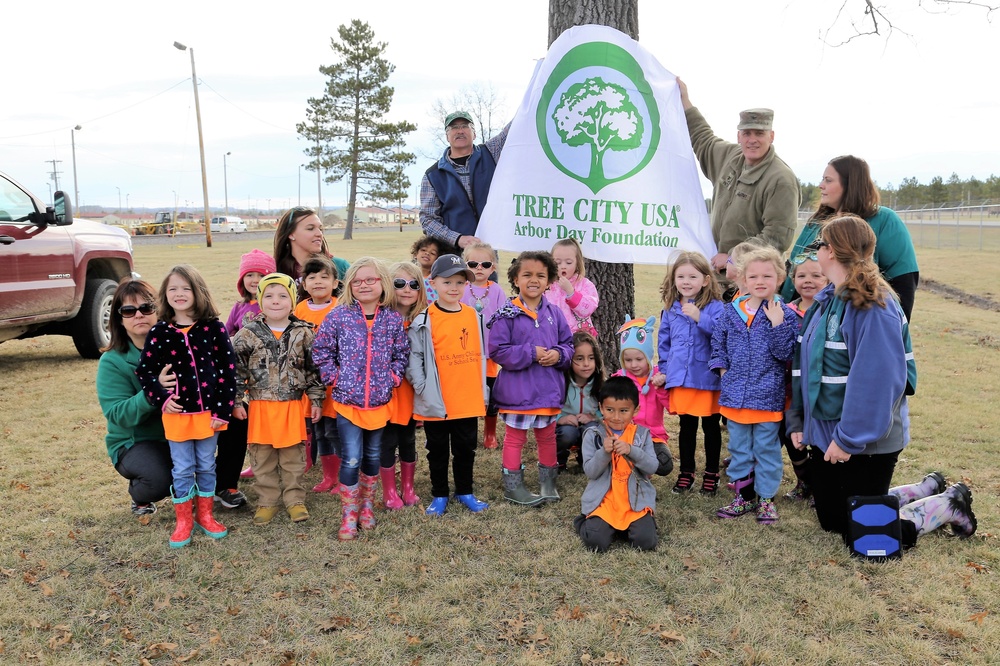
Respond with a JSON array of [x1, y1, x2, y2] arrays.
[[820, 0, 995, 47]]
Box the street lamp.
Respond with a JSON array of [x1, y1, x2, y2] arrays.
[[71, 125, 82, 210], [126, 193, 130, 212], [116, 186, 121, 213], [174, 40, 213, 248], [223, 151, 231, 218], [298, 164, 303, 206]]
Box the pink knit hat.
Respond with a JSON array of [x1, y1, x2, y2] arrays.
[[237, 249, 277, 298]]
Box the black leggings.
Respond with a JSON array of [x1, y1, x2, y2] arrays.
[[809, 446, 899, 538], [677, 414, 722, 474], [888, 271, 918, 323], [381, 420, 417, 467]]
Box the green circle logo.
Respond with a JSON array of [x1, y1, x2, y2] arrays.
[[537, 41, 660, 195]]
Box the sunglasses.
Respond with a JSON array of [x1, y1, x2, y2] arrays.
[[119, 303, 156, 318], [393, 278, 420, 290], [791, 251, 818, 265], [467, 261, 493, 269]]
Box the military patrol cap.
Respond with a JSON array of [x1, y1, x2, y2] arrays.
[[445, 111, 474, 128], [737, 108, 774, 131]]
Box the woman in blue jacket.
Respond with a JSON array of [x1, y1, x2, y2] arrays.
[[786, 215, 975, 547]]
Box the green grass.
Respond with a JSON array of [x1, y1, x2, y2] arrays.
[[0, 232, 997, 665]]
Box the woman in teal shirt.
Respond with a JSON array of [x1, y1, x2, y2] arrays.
[[96, 279, 178, 517], [782, 155, 919, 321]]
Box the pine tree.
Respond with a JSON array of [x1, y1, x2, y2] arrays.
[[298, 20, 416, 240]]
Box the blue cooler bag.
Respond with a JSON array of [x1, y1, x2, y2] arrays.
[[846, 495, 902, 561]]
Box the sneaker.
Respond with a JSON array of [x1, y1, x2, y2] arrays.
[[784, 481, 811, 502], [287, 503, 309, 523], [131, 501, 157, 516], [700, 472, 720, 496], [215, 489, 248, 509], [672, 472, 695, 494], [756, 497, 779, 525], [716, 495, 758, 519], [253, 506, 281, 525]]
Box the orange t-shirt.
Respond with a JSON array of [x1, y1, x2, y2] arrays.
[[719, 406, 782, 424], [416, 303, 486, 421], [589, 424, 652, 530], [162, 412, 216, 442], [248, 399, 307, 448], [294, 298, 337, 330]]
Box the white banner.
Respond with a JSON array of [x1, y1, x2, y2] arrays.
[[477, 25, 716, 265]]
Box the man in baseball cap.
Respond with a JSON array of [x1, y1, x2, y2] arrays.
[[675, 78, 800, 291], [419, 108, 512, 257]]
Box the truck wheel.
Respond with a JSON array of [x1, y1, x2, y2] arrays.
[[72, 278, 117, 359]]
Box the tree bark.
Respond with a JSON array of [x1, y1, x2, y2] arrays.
[[549, 0, 638, 372]]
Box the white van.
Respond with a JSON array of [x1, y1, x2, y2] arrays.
[[210, 216, 248, 233]]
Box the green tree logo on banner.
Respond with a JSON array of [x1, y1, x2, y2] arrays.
[[537, 41, 660, 194]]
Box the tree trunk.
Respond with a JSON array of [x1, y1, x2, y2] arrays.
[[549, 0, 638, 372]]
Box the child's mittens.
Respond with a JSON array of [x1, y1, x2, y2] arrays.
[[653, 441, 674, 477]]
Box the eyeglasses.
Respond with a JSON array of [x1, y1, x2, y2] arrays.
[[393, 278, 420, 290], [119, 303, 156, 318], [815, 240, 830, 249], [791, 252, 818, 265], [286, 205, 311, 223], [466, 261, 493, 269], [350, 277, 380, 287], [448, 123, 472, 131]]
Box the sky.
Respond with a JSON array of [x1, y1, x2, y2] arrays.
[[3, 0, 998, 213]]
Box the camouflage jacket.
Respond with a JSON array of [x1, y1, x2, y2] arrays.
[[232, 314, 325, 407]]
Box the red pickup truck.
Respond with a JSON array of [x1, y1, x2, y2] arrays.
[[0, 170, 134, 358]]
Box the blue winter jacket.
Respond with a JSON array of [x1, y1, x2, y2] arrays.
[[424, 146, 497, 239], [657, 299, 724, 391], [488, 299, 573, 411], [710, 297, 798, 412], [312, 303, 409, 409]]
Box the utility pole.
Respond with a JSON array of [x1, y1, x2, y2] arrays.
[[46, 160, 64, 192], [315, 134, 323, 223]]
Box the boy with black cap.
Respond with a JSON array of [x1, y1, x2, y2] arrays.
[[406, 255, 490, 515]]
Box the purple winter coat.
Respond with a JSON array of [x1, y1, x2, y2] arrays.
[[312, 302, 409, 409], [487, 299, 573, 411]]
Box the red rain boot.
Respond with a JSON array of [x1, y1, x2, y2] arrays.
[[400, 460, 420, 506], [483, 416, 499, 449], [169, 486, 195, 549], [380, 465, 403, 510], [312, 454, 341, 493], [193, 489, 228, 539]]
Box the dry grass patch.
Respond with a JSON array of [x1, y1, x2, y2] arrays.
[[0, 232, 997, 664]]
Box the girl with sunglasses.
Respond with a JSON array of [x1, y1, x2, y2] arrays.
[[312, 258, 410, 540], [96, 279, 179, 520], [379, 262, 428, 510], [461, 242, 508, 449]]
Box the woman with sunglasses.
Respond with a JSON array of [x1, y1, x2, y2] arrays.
[[274, 206, 350, 288], [786, 216, 976, 547], [781, 155, 919, 321], [461, 242, 508, 449], [96, 278, 181, 519]]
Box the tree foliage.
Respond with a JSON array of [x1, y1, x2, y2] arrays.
[[297, 19, 416, 239], [552, 77, 643, 182], [800, 172, 1000, 209]]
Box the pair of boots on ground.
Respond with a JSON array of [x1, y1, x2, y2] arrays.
[[169, 484, 228, 548], [312, 453, 420, 510], [502, 465, 560, 508], [892, 472, 977, 539]]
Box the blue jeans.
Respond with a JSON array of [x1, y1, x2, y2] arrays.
[[725, 420, 782, 499], [336, 417, 383, 486], [169, 433, 219, 498]]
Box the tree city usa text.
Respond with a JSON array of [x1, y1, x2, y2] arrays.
[[511, 193, 683, 247]]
